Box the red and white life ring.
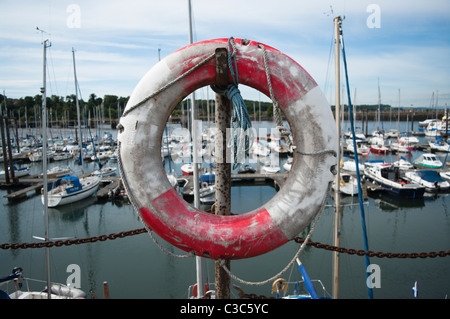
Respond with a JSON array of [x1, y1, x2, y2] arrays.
[[118, 38, 337, 260]]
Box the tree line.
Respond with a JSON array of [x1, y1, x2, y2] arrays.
[[0, 94, 278, 124], [0, 94, 129, 126], [2, 92, 410, 126]]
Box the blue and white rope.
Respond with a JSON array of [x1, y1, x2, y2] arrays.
[[213, 37, 254, 168]]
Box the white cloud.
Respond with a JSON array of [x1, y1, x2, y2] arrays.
[[0, 0, 449, 108]]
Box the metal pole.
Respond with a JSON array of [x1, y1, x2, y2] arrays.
[[5, 117, 15, 180], [73, 48, 83, 173], [41, 39, 51, 299], [214, 47, 231, 299], [188, 0, 204, 298], [0, 117, 10, 184], [332, 16, 342, 300], [14, 118, 20, 153], [446, 105, 448, 137]]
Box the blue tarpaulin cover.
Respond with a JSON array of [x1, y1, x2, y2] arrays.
[[415, 170, 445, 183]]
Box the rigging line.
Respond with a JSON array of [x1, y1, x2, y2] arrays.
[[47, 46, 59, 97], [45, 53, 54, 97], [340, 26, 373, 300], [323, 27, 335, 97], [122, 52, 215, 117], [77, 86, 103, 170]]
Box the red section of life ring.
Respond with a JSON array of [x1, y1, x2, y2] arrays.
[[118, 38, 337, 260]]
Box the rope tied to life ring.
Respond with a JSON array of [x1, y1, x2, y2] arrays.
[[259, 43, 292, 151], [211, 37, 253, 169]]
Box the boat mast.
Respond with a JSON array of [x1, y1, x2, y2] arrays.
[[41, 37, 52, 299], [332, 16, 342, 300], [397, 89, 400, 134], [188, 0, 204, 298], [377, 77, 381, 131], [72, 48, 84, 174]]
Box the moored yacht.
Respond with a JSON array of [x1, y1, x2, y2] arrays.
[[364, 162, 425, 198], [404, 170, 450, 192], [413, 153, 443, 169], [43, 175, 100, 207]]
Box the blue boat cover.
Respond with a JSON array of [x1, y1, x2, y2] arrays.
[[199, 174, 215, 183], [55, 176, 81, 187], [50, 176, 82, 193], [415, 170, 445, 183]]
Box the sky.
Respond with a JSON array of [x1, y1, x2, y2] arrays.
[[0, 0, 449, 108]]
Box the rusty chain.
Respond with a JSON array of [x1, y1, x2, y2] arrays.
[[1, 228, 449, 259], [293, 237, 450, 259], [0, 228, 147, 250]]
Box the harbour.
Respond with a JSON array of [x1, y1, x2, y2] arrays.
[[1, 1, 449, 302], [1, 120, 449, 299]]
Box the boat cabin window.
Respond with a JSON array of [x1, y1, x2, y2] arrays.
[[381, 166, 400, 180]]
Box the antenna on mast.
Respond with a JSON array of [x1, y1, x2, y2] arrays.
[[36, 26, 51, 44]]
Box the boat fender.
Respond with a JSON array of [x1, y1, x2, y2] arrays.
[[118, 38, 338, 260], [50, 284, 86, 298]]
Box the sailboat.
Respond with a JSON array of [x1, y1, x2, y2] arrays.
[[262, 160, 280, 173], [250, 140, 270, 157], [270, 259, 331, 299], [0, 165, 30, 178], [0, 267, 86, 299], [2, 38, 87, 299], [428, 137, 450, 152], [181, 162, 194, 175], [41, 48, 100, 208], [262, 153, 280, 173], [369, 136, 390, 154], [44, 175, 100, 207], [389, 138, 413, 153], [337, 16, 373, 299], [333, 172, 359, 196]]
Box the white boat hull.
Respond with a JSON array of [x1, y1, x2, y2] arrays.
[[43, 176, 100, 207], [262, 165, 280, 173]]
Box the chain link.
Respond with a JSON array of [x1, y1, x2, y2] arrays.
[[1, 228, 449, 260], [0, 228, 147, 250], [293, 237, 450, 259]]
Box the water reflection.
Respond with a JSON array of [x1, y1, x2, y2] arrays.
[[2, 122, 450, 298], [48, 196, 97, 222], [370, 193, 425, 212]]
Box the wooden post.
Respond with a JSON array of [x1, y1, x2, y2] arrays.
[[332, 16, 341, 300], [103, 281, 110, 299], [214, 47, 231, 299], [5, 117, 15, 180], [0, 117, 10, 184], [14, 118, 20, 153], [446, 107, 448, 138], [365, 109, 368, 136]]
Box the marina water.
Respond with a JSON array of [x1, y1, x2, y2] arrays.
[[1, 120, 449, 299]]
